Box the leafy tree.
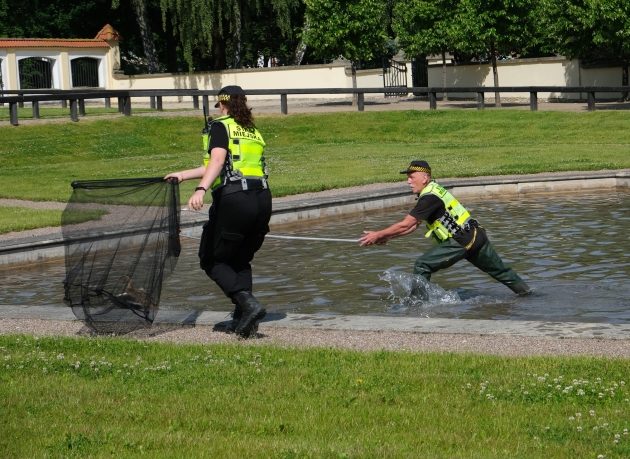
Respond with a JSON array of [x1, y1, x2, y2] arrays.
[[451, 0, 539, 106], [392, 0, 458, 94], [113, 0, 161, 73], [302, 0, 389, 65], [539, 0, 630, 98], [0, 0, 113, 38], [302, 0, 390, 102], [159, 0, 300, 71]]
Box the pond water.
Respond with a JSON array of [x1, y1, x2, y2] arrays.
[[1, 190, 629, 324]]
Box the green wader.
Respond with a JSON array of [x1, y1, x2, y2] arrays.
[[413, 234, 531, 295]]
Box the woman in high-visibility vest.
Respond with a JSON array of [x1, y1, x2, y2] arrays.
[[166, 85, 271, 337], [359, 160, 531, 296]]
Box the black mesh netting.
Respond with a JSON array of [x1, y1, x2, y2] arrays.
[[62, 177, 180, 334]]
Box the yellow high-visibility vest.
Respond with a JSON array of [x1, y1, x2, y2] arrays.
[[203, 116, 266, 190], [419, 181, 471, 241]]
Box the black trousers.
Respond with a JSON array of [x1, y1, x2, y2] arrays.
[[413, 231, 529, 294], [199, 187, 272, 297]]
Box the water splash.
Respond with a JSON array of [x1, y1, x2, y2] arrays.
[[379, 269, 461, 315]]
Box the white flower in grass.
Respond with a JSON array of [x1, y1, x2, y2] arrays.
[[576, 426, 583, 432], [589, 410, 596, 417], [597, 455, 605, 459], [569, 416, 575, 421]]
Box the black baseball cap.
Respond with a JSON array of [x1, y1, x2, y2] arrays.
[[400, 160, 431, 175], [214, 85, 246, 107]]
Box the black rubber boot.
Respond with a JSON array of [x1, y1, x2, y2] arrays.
[[409, 277, 429, 301], [508, 280, 533, 296], [213, 299, 243, 333], [233, 291, 266, 338]]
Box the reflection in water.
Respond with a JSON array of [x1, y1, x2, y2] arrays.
[[1, 190, 629, 323]]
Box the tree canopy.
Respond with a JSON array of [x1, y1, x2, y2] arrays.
[[1, 0, 629, 83], [302, 0, 390, 68]]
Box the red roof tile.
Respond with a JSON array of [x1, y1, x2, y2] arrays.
[[0, 38, 110, 49]]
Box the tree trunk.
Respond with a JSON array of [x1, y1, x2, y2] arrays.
[[441, 49, 448, 101], [351, 62, 358, 107], [622, 61, 629, 101], [212, 27, 226, 70], [294, 17, 309, 65], [294, 41, 307, 66], [232, 1, 242, 68], [491, 43, 501, 107], [131, 0, 160, 73]]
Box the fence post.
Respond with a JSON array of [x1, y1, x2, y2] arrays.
[[117, 97, 123, 113], [70, 99, 79, 122], [429, 92, 437, 109], [104, 98, 111, 109], [587, 92, 595, 111], [9, 101, 18, 126], [477, 92, 485, 110], [150, 96, 156, 109], [156, 96, 163, 111], [281, 93, 288, 115], [529, 92, 538, 111], [123, 96, 132, 116], [193, 95, 199, 110], [61, 99, 67, 109], [32, 101, 40, 119], [357, 92, 365, 111], [78, 99, 86, 117]]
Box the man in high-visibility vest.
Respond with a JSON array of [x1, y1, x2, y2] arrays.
[[359, 160, 531, 295]]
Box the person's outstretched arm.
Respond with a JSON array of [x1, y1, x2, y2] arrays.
[[359, 214, 419, 246]]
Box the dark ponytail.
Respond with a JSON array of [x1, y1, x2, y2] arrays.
[[224, 95, 255, 129]]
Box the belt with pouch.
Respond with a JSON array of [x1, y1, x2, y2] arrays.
[[217, 177, 268, 196]]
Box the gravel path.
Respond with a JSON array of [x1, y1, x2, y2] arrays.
[[1, 318, 629, 358]]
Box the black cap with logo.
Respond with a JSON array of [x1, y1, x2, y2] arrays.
[[214, 85, 246, 107], [400, 160, 431, 175]]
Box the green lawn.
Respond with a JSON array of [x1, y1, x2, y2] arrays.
[[0, 206, 107, 233], [2, 110, 629, 458], [1, 335, 628, 458], [1, 110, 629, 203]]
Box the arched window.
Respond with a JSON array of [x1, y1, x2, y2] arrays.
[[71, 57, 100, 88], [19, 57, 53, 89]]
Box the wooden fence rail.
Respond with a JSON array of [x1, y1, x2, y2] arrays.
[[1, 86, 629, 126]]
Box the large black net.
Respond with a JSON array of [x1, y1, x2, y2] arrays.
[[62, 177, 180, 334]]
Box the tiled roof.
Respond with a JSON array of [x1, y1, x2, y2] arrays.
[[0, 38, 110, 49], [95, 24, 122, 41]]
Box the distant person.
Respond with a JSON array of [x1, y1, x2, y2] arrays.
[[165, 85, 271, 337], [359, 160, 531, 296]]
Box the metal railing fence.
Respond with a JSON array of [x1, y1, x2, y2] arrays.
[[1, 86, 629, 126]]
